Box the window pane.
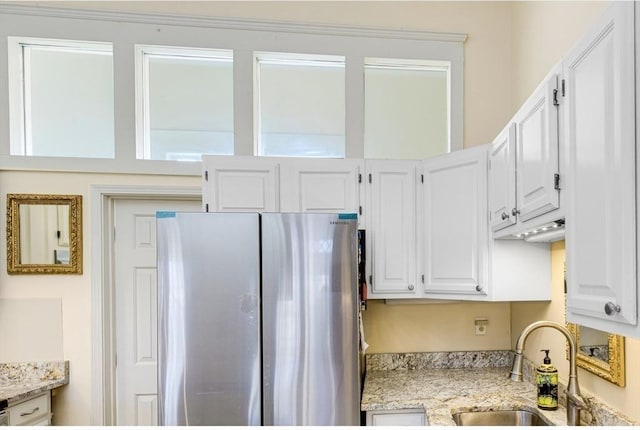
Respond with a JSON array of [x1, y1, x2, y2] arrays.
[[365, 64, 448, 160], [147, 53, 233, 160], [28, 46, 114, 158], [258, 58, 345, 157]]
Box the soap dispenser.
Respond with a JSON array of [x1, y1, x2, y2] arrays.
[[536, 349, 558, 410]]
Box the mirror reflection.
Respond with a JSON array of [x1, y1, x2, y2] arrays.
[[7, 194, 82, 274], [577, 325, 610, 362], [566, 322, 625, 387], [19, 203, 70, 265]]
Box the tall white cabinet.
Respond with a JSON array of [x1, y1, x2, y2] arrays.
[[513, 71, 560, 223], [422, 145, 488, 298], [564, 1, 638, 337], [365, 160, 419, 298]]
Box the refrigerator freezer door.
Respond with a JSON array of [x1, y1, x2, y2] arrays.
[[157, 212, 261, 425], [261, 213, 360, 425]]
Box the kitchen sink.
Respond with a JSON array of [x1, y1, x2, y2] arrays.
[[452, 409, 551, 426]]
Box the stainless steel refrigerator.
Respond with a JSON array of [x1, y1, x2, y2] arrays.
[[156, 212, 360, 426]]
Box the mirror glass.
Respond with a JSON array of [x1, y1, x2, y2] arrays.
[[567, 323, 625, 386], [7, 194, 82, 274]]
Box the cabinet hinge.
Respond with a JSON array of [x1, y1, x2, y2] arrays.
[[358, 173, 362, 184], [359, 205, 362, 216], [553, 88, 560, 107], [205, 203, 209, 212], [368, 173, 372, 184], [554, 173, 561, 191], [204, 170, 209, 181], [369, 275, 373, 285], [561, 79, 565, 97], [421, 274, 425, 284]]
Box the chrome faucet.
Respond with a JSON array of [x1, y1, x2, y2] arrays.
[[509, 320, 588, 426]]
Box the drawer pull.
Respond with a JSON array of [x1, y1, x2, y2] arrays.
[[20, 407, 40, 417]]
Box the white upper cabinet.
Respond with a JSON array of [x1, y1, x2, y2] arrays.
[[423, 145, 488, 298], [564, 1, 638, 337], [202, 155, 279, 212], [514, 70, 560, 223], [489, 123, 517, 231], [365, 160, 418, 298], [279, 158, 363, 221], [490, 68, 561, 237]]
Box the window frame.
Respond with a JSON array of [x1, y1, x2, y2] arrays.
[[254, 51, 346, 158], [134, 44, 234, 160], [364, 57, 452, 158], [7, 36, 114, 158], [0, 6, 466, 176]]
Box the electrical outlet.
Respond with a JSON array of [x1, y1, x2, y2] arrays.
[[474, 318, 488, 336]]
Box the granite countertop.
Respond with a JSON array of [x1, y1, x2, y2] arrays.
[[361, 351, 638, 426], [361, 365, 567, 426], [0, 361, 69, 406]]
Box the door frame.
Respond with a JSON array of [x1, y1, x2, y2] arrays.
[[90, 185, 201, 425]]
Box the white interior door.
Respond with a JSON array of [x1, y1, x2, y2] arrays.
[[114, 198, 201, 426]]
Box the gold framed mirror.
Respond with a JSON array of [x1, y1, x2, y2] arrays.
[[6, 194, 82, 274], [567, 323, 625, 387]]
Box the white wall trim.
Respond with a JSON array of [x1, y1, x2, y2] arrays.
[[0, 3, 468, 43], [90, 185, 201, 425]]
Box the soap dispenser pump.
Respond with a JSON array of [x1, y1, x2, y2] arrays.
[[536, 349, 558, 410]]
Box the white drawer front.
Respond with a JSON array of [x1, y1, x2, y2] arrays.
[[9, 393, 50, 426]]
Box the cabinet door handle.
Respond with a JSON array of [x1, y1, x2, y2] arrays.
[[501, 212, 509, 220], [475, 285, 483, 292], [511, 208, 520, 217], [20, 407, 40, 417], [604, 302, 621, 316], [408, 284, 415, 291]]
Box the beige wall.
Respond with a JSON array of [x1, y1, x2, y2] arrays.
[[510, 1, 608, 110], [362, 301, 511, 353], [0, 171, 200, 425]]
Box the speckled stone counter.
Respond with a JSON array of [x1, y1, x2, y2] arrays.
[[0, 361, 69, 406], [361, 351, 637, 426], [362, 364, 566, 425]]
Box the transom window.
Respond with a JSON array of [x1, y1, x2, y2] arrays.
[[8, 37, 114, 158], [364, 58, 451, 160], [2, 11, 464, 173], [255, 52, 346, 158], [135, 46, 234, 161]]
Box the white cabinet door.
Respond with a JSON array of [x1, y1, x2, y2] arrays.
[[202, 155, 279, 212], [279, 158, 363, 221], [489, 124, 516, 231], [423, 145, 488, 298], [366, 160, 418, 297], [366, 409, 426, 426], [8, 392, 51, 426], [514, 72, 560, 223], [565, 1, 637, 336]]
